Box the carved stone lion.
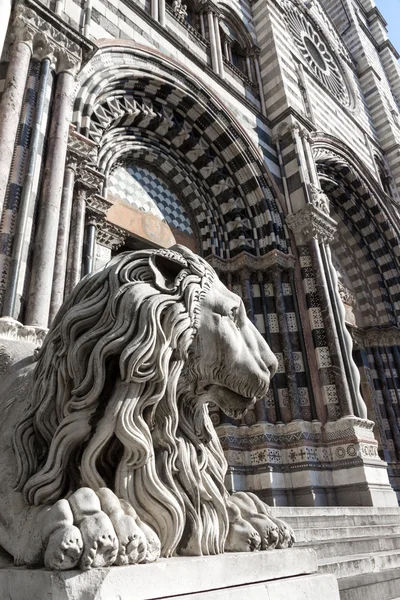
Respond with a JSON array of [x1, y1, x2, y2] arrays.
[[0, 246, 294, 570]]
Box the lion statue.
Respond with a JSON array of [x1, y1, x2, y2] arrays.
[[0, 245, 294, 570]]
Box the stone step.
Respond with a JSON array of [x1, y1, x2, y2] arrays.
[[339, 567, 400, 600], [273, 513, 400, 529], [298, 534, 400, 559], [271, 507, 400, 517], [294, 524, 400, 543], [318, 548, 400, 579]]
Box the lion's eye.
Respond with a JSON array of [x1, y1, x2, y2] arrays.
[[228, 306, 239, 325]]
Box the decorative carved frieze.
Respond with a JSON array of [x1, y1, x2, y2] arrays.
[[207, 249, 296, 274], [75, 165, 105, 195], [11, 3, 81, 73], [349, 325, 400, 348], [96, 221, 127, 250]]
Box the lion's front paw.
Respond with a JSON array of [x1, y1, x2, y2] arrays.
[[69, 488, 118, 569], [97, 489, 147, 566], [225, 501, 261, 552], [229, 492, 284, 550]]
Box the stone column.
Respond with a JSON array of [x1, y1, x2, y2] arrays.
[[207, 8, 219, 74], [64, 185, 87, 296], [251, 47, 266, 117], [2, 53, 53, 320], [0, 0, 12, 59], [0, 21, 33, 219], [49, 131, 98, 321], [151, 0, 158, 23], [199, 12, 206, 39], [159, 0, 166, 27], [286, 189, 355, 420], [82, 218, 97, 276], [26, 54, 80, 327], [48, 156, 77, 320], [246, 55, 253, 82], [213, 14, 224, 78]]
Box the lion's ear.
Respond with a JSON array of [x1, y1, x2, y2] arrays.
[[149, 249, 188, 292]]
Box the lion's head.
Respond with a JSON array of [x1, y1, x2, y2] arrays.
[[14, 246, 277, 558]]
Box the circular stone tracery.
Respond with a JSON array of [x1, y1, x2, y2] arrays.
[[282, 1, 350, 106]]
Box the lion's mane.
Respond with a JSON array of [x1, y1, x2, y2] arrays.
[[13, 247, 230, 557]]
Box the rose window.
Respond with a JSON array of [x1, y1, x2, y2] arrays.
[[282, 2, 350, 106]]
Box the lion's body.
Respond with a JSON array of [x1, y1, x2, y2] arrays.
[[0, 247, 293, 570]]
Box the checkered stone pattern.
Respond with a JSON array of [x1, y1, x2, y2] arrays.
[[108, 164, 193, 235], [298, 244, 341, 420], [253, 275, 292, 424], [319, 162, 400, 326], [281, 272, 312, 421], [72, 48, 290, 259]]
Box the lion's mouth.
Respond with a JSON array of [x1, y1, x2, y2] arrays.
[[199, 384, 259, 420]]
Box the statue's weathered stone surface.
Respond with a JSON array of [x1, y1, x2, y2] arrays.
[[0, 245, 294, 570]]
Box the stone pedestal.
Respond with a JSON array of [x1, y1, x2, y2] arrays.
[[0, 549, 340, 600], [219, 416, 399, 507]]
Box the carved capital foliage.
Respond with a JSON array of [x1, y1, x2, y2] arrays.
[[11, 3, 81, 72], [207, 249, 296, 274], [96, 221, 127, 249], [286, 204, 336, 245], [307, 182, 330, 213]]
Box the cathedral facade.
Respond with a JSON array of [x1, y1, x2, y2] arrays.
[[0, 0, 400, 507]]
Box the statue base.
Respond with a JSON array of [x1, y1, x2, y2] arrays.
[[0, 548, 340, 600]]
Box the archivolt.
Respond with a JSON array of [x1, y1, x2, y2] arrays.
[[313, 135, 400, 325], [72, 43, 289, 259]]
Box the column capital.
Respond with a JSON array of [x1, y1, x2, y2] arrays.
[[248, 44, 261, 57], [286, 201, 336, 245], [96, 221, 127, 250], [11, 3, 81, 71], [86, 194, 112, 222], [76, 165, 105, 195]]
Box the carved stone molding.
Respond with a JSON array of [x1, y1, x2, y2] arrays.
[[207, 249, 296, 273], [66, 126, 98, 169], [349, 325, 400, 349], [86, 194, 113, 222], [0, 317, 47, 346], [96, 221, 127, 250], [338, 281, 356, 307], [11, 3, 81, 73], [286, 189, 336, 245], [76, 165, 105, 195]]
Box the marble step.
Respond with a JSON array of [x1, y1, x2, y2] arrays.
[[318, 548, 400, 579], [298, 534, 400, 559], [339, 567, 400, 600], [274, 513, 400, 529], [271, 507, 400, 517], [294, 524, 400, 543]]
